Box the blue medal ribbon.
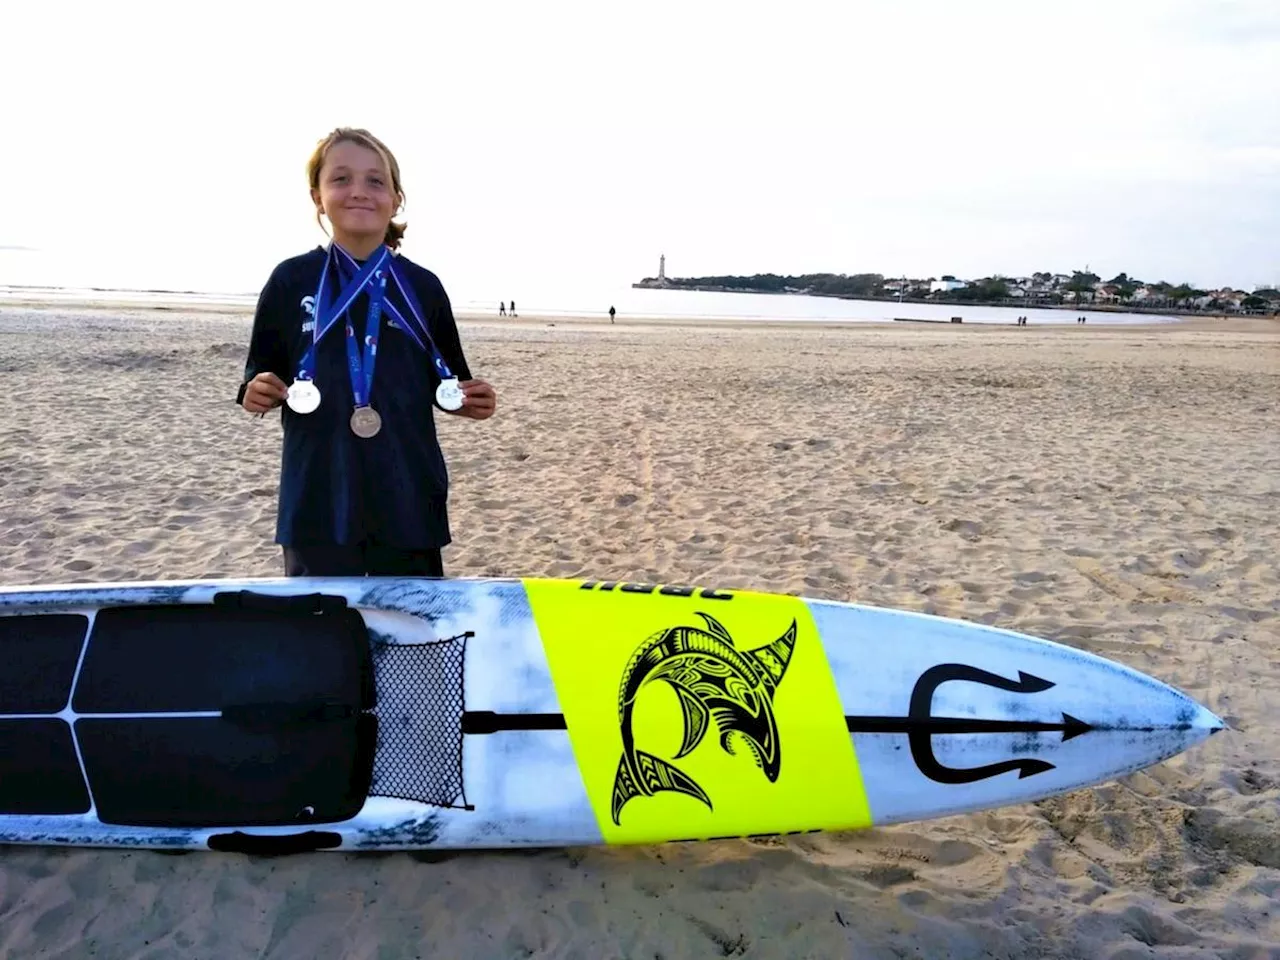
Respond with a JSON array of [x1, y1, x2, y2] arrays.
[[345, 264, 386, 408], [296, 242, 460, 413], [294, 249, 333, 383], [331, 244, 457, 382], [298, 243, 390, 381]]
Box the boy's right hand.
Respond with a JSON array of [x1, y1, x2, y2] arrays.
[[243, 373, 289, 414]]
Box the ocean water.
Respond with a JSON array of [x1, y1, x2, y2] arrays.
[[0, 246, 1178, 327], [450, 285, 1181, 326]]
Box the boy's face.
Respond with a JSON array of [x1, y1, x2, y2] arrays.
[[313, 141, 396, 245]]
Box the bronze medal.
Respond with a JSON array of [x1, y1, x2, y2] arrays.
[[350, 405, 382, 438]]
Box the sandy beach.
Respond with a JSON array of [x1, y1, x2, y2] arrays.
[[0, 303, 1277, 959]]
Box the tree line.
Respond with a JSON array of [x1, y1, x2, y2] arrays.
[[645, 269, 1277, 310]]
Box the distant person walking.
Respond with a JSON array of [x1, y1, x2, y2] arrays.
[[510, 300, 517, 318], [499, 301, 506, 317], [609, 305, 616, 324]]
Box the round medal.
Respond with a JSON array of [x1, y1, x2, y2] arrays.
[[350, 406, 382, 438], [435, 378, 465, 411], [286, 379, 321, 414]]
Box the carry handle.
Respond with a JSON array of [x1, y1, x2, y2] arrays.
[[207, 831, 343, 855]]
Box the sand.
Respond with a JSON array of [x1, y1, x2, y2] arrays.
[[0, 303, 1277, 959]]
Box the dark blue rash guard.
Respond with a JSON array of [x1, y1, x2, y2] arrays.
[[238, 247, 472, 550]]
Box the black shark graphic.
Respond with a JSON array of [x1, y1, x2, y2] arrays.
[[611, 612, 797, 825]]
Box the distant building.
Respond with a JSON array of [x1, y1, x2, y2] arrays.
[[1214, 288, 1246, 310], [632, 254, 674, 291], [930, 278, 968, 293]]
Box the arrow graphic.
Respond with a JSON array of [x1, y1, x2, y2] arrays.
[[461, 663, 1090, 786], [462, 710, 1092, 739], [843, 713, 1091, 739]]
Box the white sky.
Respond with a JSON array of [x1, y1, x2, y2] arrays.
[[2, 0, 1277, 297]]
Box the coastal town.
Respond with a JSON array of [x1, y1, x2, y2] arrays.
[[634, 255, 1280, 315], [885, 272, 1280, 313]]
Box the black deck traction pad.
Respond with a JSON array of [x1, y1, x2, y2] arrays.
[[0, 719, 92, 815], [73, 604, 373, 713], [0, 599, 469, 824], [78, 715, 377, 827], [0, 614, 89, 713]]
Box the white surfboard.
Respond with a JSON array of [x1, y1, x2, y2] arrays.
[[0, 575, 1222, 852]]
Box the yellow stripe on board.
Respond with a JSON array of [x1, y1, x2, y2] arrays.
[[524, 578, 873, 845]]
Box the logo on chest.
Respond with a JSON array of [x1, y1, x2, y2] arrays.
[[299, 294, 402, 334]]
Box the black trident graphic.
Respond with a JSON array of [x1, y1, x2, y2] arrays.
[[843, 663, 1092, 783]]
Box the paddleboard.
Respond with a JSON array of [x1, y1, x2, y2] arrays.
[[0, 576, 1222, 852]]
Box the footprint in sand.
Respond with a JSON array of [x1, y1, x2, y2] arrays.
[[1013, 570, 1055, 585], [1184, 808, 1280, 869], [860, 865, 917, 889], [943, 518, 986, 540]]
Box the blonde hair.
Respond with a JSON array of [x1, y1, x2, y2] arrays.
[[307, 127, 408, 249]]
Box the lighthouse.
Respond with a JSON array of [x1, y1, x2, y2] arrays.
[[632, 253, 672, 290]]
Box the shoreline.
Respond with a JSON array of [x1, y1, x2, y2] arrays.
[[3, 294, 1276, 337], [0, 285, 1204, 329]]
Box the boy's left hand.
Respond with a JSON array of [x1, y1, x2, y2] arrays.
[[454, 379, 497, 419]]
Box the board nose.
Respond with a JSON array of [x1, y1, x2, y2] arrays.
[[1189, 702, 1227, 735]]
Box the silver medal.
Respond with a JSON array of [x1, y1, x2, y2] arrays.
[[435, 377, 465, 411], [350, 406, 382, 438], [286, 379, 321, 414]]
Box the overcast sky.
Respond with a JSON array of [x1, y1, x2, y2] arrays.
[[2, 0, 1277, 299]]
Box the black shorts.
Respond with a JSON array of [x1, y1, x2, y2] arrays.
[[282, 542, 444, 577]]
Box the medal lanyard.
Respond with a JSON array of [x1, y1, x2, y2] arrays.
[[330, 244, 458, 383], [298, 244, 391, 383], [290, 243, 464, 416], [345, 265, 386, 409]]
